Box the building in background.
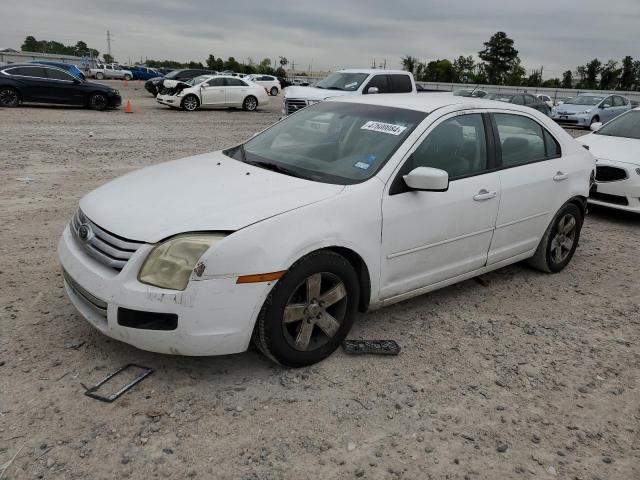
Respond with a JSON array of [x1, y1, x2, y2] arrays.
[[0, 48, 97, 69]]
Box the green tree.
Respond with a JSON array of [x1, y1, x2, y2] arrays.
[[584, 59, 602, 89], [279, 56, 288, 68], [22, 35, 40, 51], [619, 56, 635, 90], [561, 70, 573, 89], [423, 59, 454, 82], [478, 31, 519, 85], [505, 59, 526, 86], [599, 60, 621, 90], [257, 58, 274, 74], [452, 55, 475, 83], [206, 54, 218, 70], [401, 55, 419, 75], [542, 78, 561, 88], [526, 67, 543, 87], [223, 56, 241, 72], [103, 53, 114, 64]]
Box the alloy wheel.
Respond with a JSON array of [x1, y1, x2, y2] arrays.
[[550, 213, 577, 264], [0, 88, 18, 106], [183, 96, 198, 111], [245, 97, 257, 111], [90, 94, 107, 110], [282, 272, 347, 352]]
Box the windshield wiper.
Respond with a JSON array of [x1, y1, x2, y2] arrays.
[[326, 86, 344, 90], [244, 159, 307, 179]]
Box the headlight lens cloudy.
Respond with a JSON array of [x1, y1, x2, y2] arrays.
[[138, 234, 226, 290]]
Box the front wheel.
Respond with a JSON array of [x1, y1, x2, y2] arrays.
[[181, 95, 200, 111], [243, 95, 258, 111], [0, 87, 20, 107], [95, 72, 104, 80], [270, 86, 278, 96], [88, 92, 108, 111], [253, 251, 360, 367], [124, 74, 132, 81], [527, 202, 583, 273]]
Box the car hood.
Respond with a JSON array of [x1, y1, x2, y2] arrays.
[[79, 151, 344, 243], [555, 103, 597, 114], [284, 85, 355, 101], [162, 79, 191, 89], [82, 80, 114, 90], [578, 133, 640, 165]]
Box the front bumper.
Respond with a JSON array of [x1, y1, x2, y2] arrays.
[[108, 93, 122, 108], [589, 160, 640, 212], [551, 112, 591, 127], [58, 226, 273, 356], [156, 94, 178, 106]]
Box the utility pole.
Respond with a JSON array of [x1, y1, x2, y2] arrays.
[[106, 30, 112, 59]]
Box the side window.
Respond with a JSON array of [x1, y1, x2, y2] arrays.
[[410, 114, 488, 179], [8, 66, 48, 78], [613, 96, 625, 107], [225, 78, 247, 87], [524, 95, 536, 105], [388, 74, 413, 93], [602, 96, 613, 108], [494, 114, 549, 167], [206, 78, 225, 87], [544, 130, 561, 158], [512, 95, 525, 105], [364, 75, 389, 94], [45, 68, 74, 81]]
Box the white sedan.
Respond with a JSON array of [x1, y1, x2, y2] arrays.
[[578, 108, 640, 212], [246, 74, 281, 96], [58, 94, 594, 366], [156, 75, 269, 111]]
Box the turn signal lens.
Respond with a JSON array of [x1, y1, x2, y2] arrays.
[[237, 271, 285, 284]]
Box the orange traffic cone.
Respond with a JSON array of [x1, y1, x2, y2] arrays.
[[125, 100, 133, 113]]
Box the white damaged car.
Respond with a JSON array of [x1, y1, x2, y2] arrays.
[[157, 74, 269, 111], [578, 108, 640, 212], [59, 94, 594, 366]]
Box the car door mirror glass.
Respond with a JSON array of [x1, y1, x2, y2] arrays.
[[367, 86, 379, 94], [403, 167, 449, 192]]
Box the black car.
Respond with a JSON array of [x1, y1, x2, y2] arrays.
[[277, 76, 292, 89], [485, 92, 551, 116], [144, 69, 216, 96], [0, 63, 121, 110]]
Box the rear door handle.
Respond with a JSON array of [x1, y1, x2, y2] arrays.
[[473, 189, 497, 201], [553, 172, 569, 182]]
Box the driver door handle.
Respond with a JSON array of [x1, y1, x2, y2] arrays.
[[473, 189, 497, 201], [553, 172, 569, 182]]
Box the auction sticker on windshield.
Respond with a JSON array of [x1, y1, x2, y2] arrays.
[[361, 121, 408, 136]]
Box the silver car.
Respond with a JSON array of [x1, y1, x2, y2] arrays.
[[551, 93, 631, 128]]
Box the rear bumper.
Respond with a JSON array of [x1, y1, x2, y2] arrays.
[[58, 225, 273, 356]]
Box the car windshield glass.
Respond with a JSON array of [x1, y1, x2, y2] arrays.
[[185, 75, 209, 85], [453, 90, 474, 97], [164, 70, 181, 79], [487, 93, 514, 102], [564, 96, 603, 106], [315, 72, 369, 91], [596, 111, 640, 139], [224, 102, 426, 184]]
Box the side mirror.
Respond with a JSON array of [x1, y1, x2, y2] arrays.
[[403, 167, 449, 192], [366, 86, 379, 94], [590, 122, 603, 132]]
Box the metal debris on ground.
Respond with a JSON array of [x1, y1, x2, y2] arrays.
[[342, 340, 401, 355], [82, 364, 153, 403]]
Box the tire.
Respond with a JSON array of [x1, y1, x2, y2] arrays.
[[243, 95, 258, 111], [88, 92, 108, 111], [527, 202, 583, 273], [589, 116, 600, 128], [0, 87, 20, 107], [270, 86, 279, 96], [124, 74, 132, 81], [96, 72, 104, 80], [181, 95, 200, 111], [253, 251, 360, 367]]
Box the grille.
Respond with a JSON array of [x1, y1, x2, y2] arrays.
[[63, 269, 108, 317], [285, 98, 308, 115], [70, 209, 144, 270], [595, 165, 627, 182], [590, 191, 629, 206]]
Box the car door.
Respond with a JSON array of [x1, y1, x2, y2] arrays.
[[487, 112, 565, 264], [380, 111, 501, 299], [363, 74, 389, 94], [599, 96, 615, 122], [224, 78, 250, 106], [200, 77, 226, 105], [42, 67, 83, 105], [7, 66, 53, 102], [613, 96, 629, 119]]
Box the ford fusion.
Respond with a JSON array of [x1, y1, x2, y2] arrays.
[[59, 95, 594, 366]]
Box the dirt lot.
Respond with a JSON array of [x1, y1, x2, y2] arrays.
[[1, 80, 639, 480]]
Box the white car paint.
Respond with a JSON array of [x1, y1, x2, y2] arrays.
[[247, 74, 281, 95], [58, 94, 593, 359], [536, 94, 554, 108], [577, 108, 640, 212], [157, 75, 269, 110], [88, 63, 133, 80]]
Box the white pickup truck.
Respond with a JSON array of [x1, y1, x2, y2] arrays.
[[282, 69, 419, 116], [88, 64, 133, 80]]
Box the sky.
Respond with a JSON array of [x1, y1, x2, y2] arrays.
[[2, 0, 639, 77]]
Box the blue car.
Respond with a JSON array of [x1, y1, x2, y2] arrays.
[[124, 66, 162, 81], [551, 93, 632, 128], [31, 61, 86, 80]]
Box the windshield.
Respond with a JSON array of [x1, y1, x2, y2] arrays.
[[164, 70, 181, 79], [486, 93, 514, 102], [563, 96, 603, 106], [315, 72, 369, 91], [224, 102, 426, 184], [596, 111, 640, 139], [185, 75, 209, 86]]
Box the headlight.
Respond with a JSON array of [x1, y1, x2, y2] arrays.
[[306, 99, 322, 106], [112, 89, 120, 95], [138, 234, 226, 290], [580, 109, 592, 115]]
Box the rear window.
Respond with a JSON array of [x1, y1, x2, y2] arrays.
[[6, 66, 48, 78]]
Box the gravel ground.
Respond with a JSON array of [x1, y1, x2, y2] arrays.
[[1, 81, 639, 480]]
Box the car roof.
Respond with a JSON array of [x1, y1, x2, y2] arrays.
[[579, 92, 608, 97], [329, 92, 545, 114], [338, 69, 409, 75]]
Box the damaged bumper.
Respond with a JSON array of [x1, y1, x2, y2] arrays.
[[58, 226, 272, 356]]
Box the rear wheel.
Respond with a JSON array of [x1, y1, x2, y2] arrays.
[[253, 251, 360, 367], [270, 86, 278, 96], [88, 92, 108, 111], [527, 203, 583, 273], [181, 95, 200, 111], [0, 87, 19, 107], [243, 95, 258, 111], [96, 72, 104, 80], [124, 74, 132, 81]]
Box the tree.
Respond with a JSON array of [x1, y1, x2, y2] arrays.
[[223, 56, 241, 72], [279, 56, 288, 68], [103, 53, 114, 64], [561, 70, 573, 89], [187, 61, 204, 68], [401, 55, 419, 75], [505, 59, 526, 86], [257, 58, 274, 74], [599, 60, 621, 90], [526, 67, 543, 87], [478, 31, 519, 85], [206, 54, 218, 70], [542, 78, 561, 88], [584, 59, 602, 89], [620, 56, 635, 90], [22, 35, 39, 51], [452, 55, 475, 83], [423, 59, 454, 82]]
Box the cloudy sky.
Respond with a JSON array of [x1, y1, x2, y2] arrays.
[[2, 0, 639, 76]]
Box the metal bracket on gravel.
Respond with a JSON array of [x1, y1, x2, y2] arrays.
[[342, 340, 401, 355], [82, 364, 153, 403]]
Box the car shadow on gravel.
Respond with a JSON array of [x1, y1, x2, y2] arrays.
[[588, 204, 640, 225]]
